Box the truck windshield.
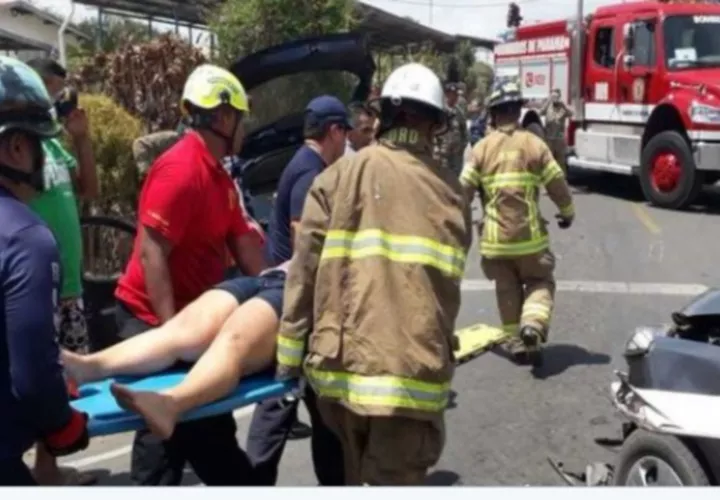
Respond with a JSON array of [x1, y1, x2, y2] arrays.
[[664, 15, 720, 70]]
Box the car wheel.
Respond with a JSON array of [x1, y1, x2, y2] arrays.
[[639, 131, 703, 210], [612, 430, 710, 486]]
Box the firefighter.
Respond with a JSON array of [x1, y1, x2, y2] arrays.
[[276, 62, 472, 485], [539, 88, 573, 173], [434, 82, 468, 176], [460, 81, 575, 365]]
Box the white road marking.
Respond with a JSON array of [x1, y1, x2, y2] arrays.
[[61, 405, 257, 469], [462, 279, 708, 296]]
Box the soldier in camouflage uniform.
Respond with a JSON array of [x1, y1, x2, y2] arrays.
[[434, 82, 468, 176], [132, 129, 182, 176], [539, 89, 573, 173]]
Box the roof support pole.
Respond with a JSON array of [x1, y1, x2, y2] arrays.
[[96, 8, 104, 52], [58, 0, 76, 66]]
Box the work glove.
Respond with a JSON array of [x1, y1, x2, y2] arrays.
[[43, 409, 90, 457], [555, 213, 573, 229]]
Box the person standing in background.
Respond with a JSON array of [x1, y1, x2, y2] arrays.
[[26, 58, 99, 487], [344, 102, 376, 155], [435, 82, 468, 176], [132, 129, 183, 177], [246, 96, 349, 487], [539, 89, 572, 174]]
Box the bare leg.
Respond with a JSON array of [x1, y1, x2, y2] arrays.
[[111, 298, 279, 439], [62, 290, 239, 385]]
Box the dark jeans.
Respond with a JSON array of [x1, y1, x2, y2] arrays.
[[0, 457, 36, 486], [114, 301, 255, 486], [246, 386, 345, 485]]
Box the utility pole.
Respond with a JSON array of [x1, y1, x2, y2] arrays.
[[429, 0, 433, 26]]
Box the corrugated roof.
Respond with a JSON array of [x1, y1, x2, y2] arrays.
[[72, 0, 496, 51]]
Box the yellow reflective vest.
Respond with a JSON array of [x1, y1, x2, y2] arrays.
[[276, 128, 473, 420], [460, 124, 574, 258]]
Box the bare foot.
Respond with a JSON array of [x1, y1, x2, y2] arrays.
[[60, 350, 101, 386], [110, 383, 179, 440]]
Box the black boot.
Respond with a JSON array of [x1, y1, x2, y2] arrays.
[[519, 325, 544, 367]]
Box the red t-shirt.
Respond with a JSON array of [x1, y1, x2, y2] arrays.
[[116, 132, 251, 326]]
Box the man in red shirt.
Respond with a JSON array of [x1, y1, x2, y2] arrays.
[[113, 64, 265, 486]]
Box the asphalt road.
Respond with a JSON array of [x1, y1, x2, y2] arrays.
[[30, 171, 720, 486]]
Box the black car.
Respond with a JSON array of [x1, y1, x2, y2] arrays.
[[230, 32, 376, 226]]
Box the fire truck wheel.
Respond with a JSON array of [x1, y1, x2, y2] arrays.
[[525, 122, 546, 142], [640, 131, 702, 210]]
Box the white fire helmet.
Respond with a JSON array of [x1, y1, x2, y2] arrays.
[[380, 63, 445, 112]]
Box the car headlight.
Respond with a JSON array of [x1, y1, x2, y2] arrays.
[[624, 326, 667, 356], [689, 101, 720, 125]]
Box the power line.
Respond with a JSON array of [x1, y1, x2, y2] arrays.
[[377, 0, 538, 8]]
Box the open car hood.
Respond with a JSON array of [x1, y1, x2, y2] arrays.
[[233, 33, 375, 197], [231, 32, 375, 93]]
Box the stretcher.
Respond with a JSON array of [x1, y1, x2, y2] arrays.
[[453, 323, 509, 363], [71, 371, 297, 437]]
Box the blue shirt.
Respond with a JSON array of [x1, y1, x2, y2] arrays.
[[266, 145, 325, 265], [0, 186, 73, 459]]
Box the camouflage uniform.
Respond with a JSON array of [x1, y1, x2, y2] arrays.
[[540, 101, 572, 173], [434, 105, 468, 176], [132, 130, 182, 175]]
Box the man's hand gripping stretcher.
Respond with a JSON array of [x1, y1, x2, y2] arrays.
[[61, 262, 290, 440]]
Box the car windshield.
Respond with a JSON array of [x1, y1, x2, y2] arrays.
[[246, 70, 359, 133], [664, 15, 720, 70]]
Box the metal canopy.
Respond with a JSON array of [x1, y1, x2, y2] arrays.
[[72, 0, 496, 52]]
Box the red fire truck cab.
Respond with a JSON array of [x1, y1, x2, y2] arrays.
[[495, 1, 720, 209]]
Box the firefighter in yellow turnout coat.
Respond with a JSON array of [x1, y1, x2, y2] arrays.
[[460, 81, 575, 365], [276, 63, 472, 485]]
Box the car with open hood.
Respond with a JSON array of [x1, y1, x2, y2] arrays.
[[230, 32, 376, 225]]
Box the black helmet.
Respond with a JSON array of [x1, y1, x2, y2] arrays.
[[0, 55, 61, 138], [487, 80, 526, 111]]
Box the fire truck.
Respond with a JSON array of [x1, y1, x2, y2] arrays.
[[494, 0, 720, 209]]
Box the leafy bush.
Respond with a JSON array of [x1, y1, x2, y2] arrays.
[[66, 94, 144, 217], [69, 34, 207, 132]]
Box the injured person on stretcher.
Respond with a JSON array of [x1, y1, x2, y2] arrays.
[[61, 262, 290, 440]]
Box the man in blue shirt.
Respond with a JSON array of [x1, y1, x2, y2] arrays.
[[246, 95, 350, 485], [0, 56, 89, 485]]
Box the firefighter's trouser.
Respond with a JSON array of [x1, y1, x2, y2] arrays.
[[547, 138, 567, 174], [481, 250, 556, 341], [316, 399, 445, 486]]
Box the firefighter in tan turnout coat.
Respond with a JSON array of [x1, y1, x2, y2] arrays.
[[460, 81, 575, 365], [276, 63, 472, 485]]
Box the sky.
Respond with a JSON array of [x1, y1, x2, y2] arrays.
[[35, 0, 622, 59]]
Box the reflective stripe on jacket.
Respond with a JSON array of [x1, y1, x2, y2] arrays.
[[276, 128, 472, 420], [460, 124, 574, 258]]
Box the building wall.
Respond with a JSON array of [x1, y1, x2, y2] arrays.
[[0, 6, 85, 57]]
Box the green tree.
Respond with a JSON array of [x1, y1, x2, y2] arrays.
[[67, 16, 163, 70], [209, 0, 357, 66], [209, 0, 357, 129]]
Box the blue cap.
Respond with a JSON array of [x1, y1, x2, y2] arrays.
[[305, 95, 352, 130]]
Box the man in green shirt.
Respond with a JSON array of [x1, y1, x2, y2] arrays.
[[27, 58, 98, 486]]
